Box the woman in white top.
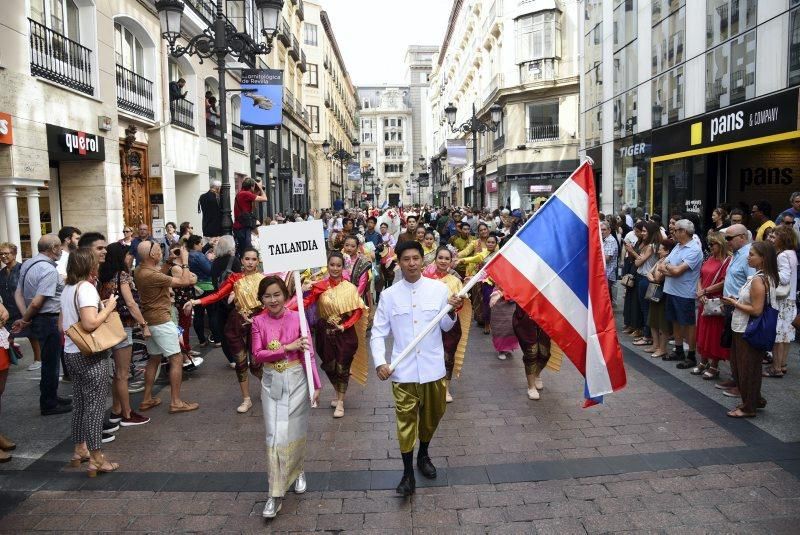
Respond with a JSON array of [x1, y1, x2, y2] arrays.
[[766, 226, 797, 377], [60, 248, 120, 476], [628, 221, 661, 348], [722, 241, 778, 418]]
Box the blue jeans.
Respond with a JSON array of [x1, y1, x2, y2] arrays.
[[636, 275, 651, 338], [234, 227, 251, 257], [32, 314, 62, 410]]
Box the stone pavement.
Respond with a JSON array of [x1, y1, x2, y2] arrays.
[[1, 321, 799, 533]]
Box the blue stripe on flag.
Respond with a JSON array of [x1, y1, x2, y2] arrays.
[[584, 380, 604, 406], [517, 196, 589, 307]]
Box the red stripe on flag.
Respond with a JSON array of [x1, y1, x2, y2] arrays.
[[487, 254, 588, 376], [578, 165, 627, 391]]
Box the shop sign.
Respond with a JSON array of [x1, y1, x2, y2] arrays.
[[486, 179, 498, 193], [530, 185, 553, 193], [618, 142, 649, 158], [685, 199, 702, 214], [653, 87, 800, 157], [0, 112, 12, 145], [45, 124, 105, 161]]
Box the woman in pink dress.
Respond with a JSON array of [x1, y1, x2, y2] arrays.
[[693, 232, 731, 379]]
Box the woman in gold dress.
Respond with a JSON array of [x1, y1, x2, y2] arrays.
[[294, 251, 367, 418], [185, 247, 264, 413]]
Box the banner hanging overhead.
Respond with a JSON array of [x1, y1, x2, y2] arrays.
[[240, 69, 284, 128], [347, 162, 361, 181], [446, 139, 467, 166], [258, 220, 327, 273]]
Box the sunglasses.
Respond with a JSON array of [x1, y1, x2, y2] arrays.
[[783, 221, 795, 226], [149, 241, 160, 255], [725, 234, 744, 241]]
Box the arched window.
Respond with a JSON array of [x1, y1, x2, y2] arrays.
[[114, 22, 144, 75], [31, 0, 80, 41]]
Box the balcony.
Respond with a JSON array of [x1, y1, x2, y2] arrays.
[[115, 64, 155, 120], [170, 98, 194, 131], [206, 115, 221, 141], [232, 123, 245, 150], [29, 18, 93, 95], [519, 59, 559, 85], [289, 36, 300, 60], [297, 0, 305, 21], [527, 124, 562, 142], [298, 50, 307, 72], [277, 17, 291, 46], [483, 73, 504, 103]]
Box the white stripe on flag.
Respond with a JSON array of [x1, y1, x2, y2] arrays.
[[556, 179, 590, 224], [584, 301, 614, 397], [502, 239, 588, 341]]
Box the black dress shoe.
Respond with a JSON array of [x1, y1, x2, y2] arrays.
[[417, 455, 437, 479], [396, 473, 415, 496], [41, 405, 72, 416], [676, 358, 697, 369], [662, 352, 684, 361], [56, 396, 73, 405]]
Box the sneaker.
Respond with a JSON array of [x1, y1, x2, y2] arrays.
[[27, 361, 42, 371], [497, 352, 507, 360], [103, 422, 120, 434], [101, 433, 116, 444], [120, 411, 150, 427], [189, 350, 201, 356], [109, 412, 122, 424]]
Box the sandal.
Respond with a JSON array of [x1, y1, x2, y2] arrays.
[[633, 338, 652, 346], [138, 398, 161, 411], [690, 362, 710, 375], [781, 367, 788, 375], [87, 455, 119, 477], [762, 367, 784, 378], [702, 367, 719, 380], [651, 352, 667, 358], [727, 408, 756, 418], [69, 453, 90, 467]]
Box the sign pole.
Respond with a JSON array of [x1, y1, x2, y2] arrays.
[[294, 270, 317, 406]]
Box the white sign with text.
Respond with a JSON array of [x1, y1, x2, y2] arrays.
[[258, 219, 327, 273]]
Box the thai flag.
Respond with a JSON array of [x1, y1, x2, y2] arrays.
[[485, 162, 626, 406]]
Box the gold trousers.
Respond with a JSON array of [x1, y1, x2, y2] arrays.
[[392, 379, 447, 453]]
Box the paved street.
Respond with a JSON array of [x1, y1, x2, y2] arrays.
[[1, 319, 799, 533]]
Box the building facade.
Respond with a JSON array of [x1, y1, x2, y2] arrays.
[[0, 0, 310, 260], [357, 87, 414, 207], [405, 45, 438, 205], [581, 0, 800, 224], [428, 0, 581, 210], [302, 1, 358, 211]]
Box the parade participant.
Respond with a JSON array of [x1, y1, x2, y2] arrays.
[[455, 224, 494, 325], [423, 246, 471, 403], [414, 226, 426, 244], [251, 276, 321, 518], [341, 235, 371, 302], [134, 241, 198, 415], [185, 247, 265, 413], [397, 215, 419, 244], [489, 284, 518, 360], [296, 251, 367, 418], [363, 216, 382, 249], [513, 301, 556, 400], [449, 223, 475, 278], [371, 240, 464, 495], [472, 234, 500, 335], [421, 230, 437, 268], [379, 223, 397, 288]]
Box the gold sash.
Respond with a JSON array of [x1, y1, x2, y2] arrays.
[[439, 274, 472, 378], [233, 273, 265, 314]]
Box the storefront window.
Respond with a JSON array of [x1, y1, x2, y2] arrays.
[[705, 30, 755, 111], [652, 6, 686, 76], [652, 64, 685, 127], [613, 42, 638, 96], [613, 90, 638, 139], [613, 135, 651, 215], [652, 156, 706, 221], [614, 0, 637, 51], [652, 0, 684, 25], [789, 6, 800, 86], [706, 0, 757, 49]]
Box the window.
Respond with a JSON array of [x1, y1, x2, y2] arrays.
[[791, 6, 800, 86], [304, 23, 318, 46], [613, 41, 637, 96], [613, 90, 637, 138], [384, 164, 404, 173], [705, 30, 755, 111], [584, 22, 602, 73], [652, 6, 686, 76], [613, 0, 637, 51], [516, 10, 562, 63], [397, 118, 402, 127], [586, 62, 603, 109], [585, 105, 602, 148], [706, 0, 757, 48], [307, 105, 319, 133], [652, 64, 685, 127], [114, 23, 144, 75], [652, 0, 684, 25], [304, 63, 318, 86], [364, 150, 371, 159], [526, 100, 560, 141], [31, 0, 80, 40], [362, 100, 370, 109]]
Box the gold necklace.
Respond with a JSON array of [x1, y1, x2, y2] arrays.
[[267, 309, 288, 351]]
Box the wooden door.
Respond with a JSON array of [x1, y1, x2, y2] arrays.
[[119, 143, 151, 228]]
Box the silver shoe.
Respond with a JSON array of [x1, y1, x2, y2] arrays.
[[294, 472, 307, 494], [262, 497, 281, 518]]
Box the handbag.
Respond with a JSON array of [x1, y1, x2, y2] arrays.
[[743, 275, 779, 351], [620, 273, 635, 288], [645, 282, 663, 302], [701, 257, 731, 317], [234, 194, 259, 229], [64, 282, 126, 356]]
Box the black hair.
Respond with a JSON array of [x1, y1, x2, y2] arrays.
[[406, 215, 418, 223], [379, 222, 388, 228], [424, 229, 435, 238], [98, 242, 130, 284], [78, 232, 106, 249], [459, 222, 471, 230], [434, 245, 453, 259], [367, 216, 377, 224], [328, 250, 345, 264], [343, 234, 359, 246], [165, 221, 177, 231], [241, 246, 260, 258], [755, 200, 772, 219], [186, 234, 203, 249], [396, 240, 424, 259], [58, 226, 80, 243], [258, 275, 289, 301], [179, 221, 192, 236]]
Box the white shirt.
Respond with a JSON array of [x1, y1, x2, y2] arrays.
[[56, 251, 69, 279], [60, 282, 101, 354], [370, 276, 456, 384]]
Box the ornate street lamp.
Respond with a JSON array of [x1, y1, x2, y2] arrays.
[[322, 138, 358, 208], [445, 101, 502, 208], [155, 0, 283, 235]]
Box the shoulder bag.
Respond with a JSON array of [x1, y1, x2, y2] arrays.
[[743, 275, 779, 351], [65, 282, 126, 356], [234, 194, 259, 229], [702, 256, 732, 317]]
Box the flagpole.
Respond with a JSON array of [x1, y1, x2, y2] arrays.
[[389, 162, 594, 372], [294, 270, 317, 406]]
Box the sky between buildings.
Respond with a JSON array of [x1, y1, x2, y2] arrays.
[[320, 0, 452, 85]]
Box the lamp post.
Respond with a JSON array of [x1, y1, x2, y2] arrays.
[[322, 138, 358, 209], [444, 101, 502, 210], [156, 0, 283, 235]]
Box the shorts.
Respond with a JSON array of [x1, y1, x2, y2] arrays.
[[144, 322, 182, 357], [665, 294, 696, 326], [111, 327, 133, 351]]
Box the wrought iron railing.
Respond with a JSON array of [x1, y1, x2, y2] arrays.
[[29, 18, 93, 95], [115, 64, 155, 119], [170, 98, 195, 131], [206, 115, 222, 141], [232, 123, 245, 150], [527, 124, 561, 141]]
